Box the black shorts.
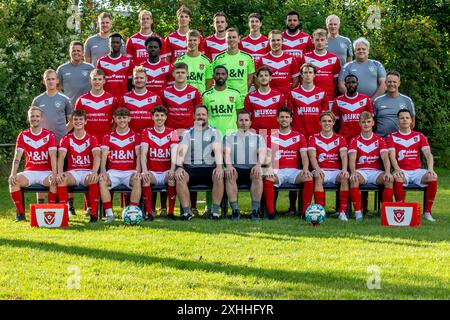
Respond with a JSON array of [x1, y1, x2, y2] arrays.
[[184, 166, 215, 187], [235, 167, 253, 186]]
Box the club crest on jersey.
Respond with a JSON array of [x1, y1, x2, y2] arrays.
[[334, 140, 338, 145], [55, 101, 61, 109], [414, 136, 419, 142], [187, 94, 192, 99], [315, 95, 320, 99], [162, 67, 166, 72], [328, 59, 332, 63], [82, 71, 88, 77], [393, 209, 405, 223], [229, 96, 235, 103], [360, 101, 364, 106], [122, 62, 127, 67], [272, 97, 277, 102], [199, 64, 204, 70], [44, 211, 56, 225], [239, 60, 244, 66], [105, 99, 110, 104], [284, 60, 289, 64], [369, 66, 375, 72], [340, 42, 346, 49]]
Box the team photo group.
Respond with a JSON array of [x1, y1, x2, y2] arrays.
[[8, 5, 439, 225]]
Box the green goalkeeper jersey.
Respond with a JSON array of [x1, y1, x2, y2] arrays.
[[175, 53, 212, 94]]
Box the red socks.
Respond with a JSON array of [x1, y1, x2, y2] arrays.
[[350, 187, 361, 212], [103, 201, 112, 211], [88, 183, 99, 217], [339, 190, 349, 213], [168, 185, 176, 216], [57, 186, 68, 203], [424, 180, 437, 213], [143, 186, 152, 216], [263, 180, 275, 215], [302, 180, 313, 215], [314, 191, 325, 207], [382, 187, 394, 203], [10, 190, 24, 215], [48, 192, 57, 203], [394, 181, 405, 202]]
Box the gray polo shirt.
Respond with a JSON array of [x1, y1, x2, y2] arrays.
[[57, 61, 94, 106], [31, 92, 72, 143], [373, 93, 415, 138], [180, 125, 221, 168], [84, 34, 126, 66], [339, 59, 386, 97], [224, 130, 266, 169], [327, 35, 353, 66]]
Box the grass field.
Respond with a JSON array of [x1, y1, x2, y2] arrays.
[[0, 168, 449, 300]]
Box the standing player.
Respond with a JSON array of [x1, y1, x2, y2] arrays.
[[308, 111, 350, 222], [57, 41, 95, 107], [264, 107, 314, 219], [224, 110, 267, 220], [99, 108, 142, 223], [348, 111, 393, 222], [96, 33, 134, 101], [332, 74, 373, 142], [282, 11, 313, 58], [141, 36, 173, 98], [126, 10, 164, 66], [141, 106, 179, 220], [9, 107, 57, 222], [203, 12, 228, 61], [175, 29, 213, 94], [239, 13, 270, 59], [212, 28, 255, 101], [255, 30, 300, 97], [120, 66, 162, 134], [162, 5, 204, 63], [56, 110, 101, 222], [244, 66, 285, 134], [326, 15, 353, 66], [387, 109, 438, 222]]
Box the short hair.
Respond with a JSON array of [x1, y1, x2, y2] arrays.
[[286, 10, 300, 19], [300, 63, 317, 74], [213, 65, 228, 74], [187, 29, 201, 39], [28, 106, 43, 117], [69, 40, 83, 50], [277, 106, 293, 117], [256, 65, 273, 77], [320, 111, 336, 122], [98, 12, 112, 21], [213, 12, 228, 22], [174, 62, 188, 71], [177, 5, 192, 18], [248, 13, 262, 22], [354, 37, 370, 50], [151, 105, 167, 115], [237, 109, 251, 119], [138, 10, 152, 20], [109, 32, 122, 40], [133, 65, 147, 77], [397, 109, 412, 118], [226, 27, 239, 36], [344, 74, 359, 82], [145, 36, 162, 48], [359, 111, 373, 122], [72, 109, 87, 119], [194, 104, 208, 114], [268, 29, 283, 39], [387, 70, 401, 80], [43, 69, 57, 79], [313, 28, 327, 38], [114, 107, 130, 117], [326, 14, 340, 25], [90, 68, 105, 78]]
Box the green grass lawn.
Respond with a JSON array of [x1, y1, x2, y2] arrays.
[[0, 168, 449, 300]]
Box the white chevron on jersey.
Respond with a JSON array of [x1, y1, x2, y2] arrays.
[[99, 60, 131, 72], [271, 135, 301, 148], [291, 91, 325, 104], [144, 66, 168, 78], [206, 40, 227, 51], [356, 140, 380, 154], [131, 38, 146, 46], [304, 56, 337, 68], [283, 37, 309, 48], [168, 37, 186, 47], [336, 98, 368, 112], [147, 133, 172, 147], [124, 96, 158, 108], [315, 137, 342, 152], [69, 138, 91, 154], [249, 95, 281, 107], [392, 136, 421, 148], [163, 91, 195, 105], [261, 58, 292, 70], [108, 136, 136, 148], [80, 98, 112, 110], [242, 41, 267, 52], [23, 134, 51, 150]]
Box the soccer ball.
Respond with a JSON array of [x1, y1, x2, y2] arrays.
[[305, 204, 326, 225], [122, 205, 143, 225]]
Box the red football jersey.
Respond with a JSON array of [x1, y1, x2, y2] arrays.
[[288, 85, 329, 140], [244, 89, 285, 132], [300, 50, 341, 99], [125, 32, 164, 66], [267, 130, 307, 170], [282, 30, 314, 58], [348, 133, 387, 170], [16, 128, 57, 171], [332, 93, 373, 142], [59, 132, 99, 171], [141, 127, 179, 172], [96, 54, 134, 100], [102, 129, 141, 171], [162, 31, 204, 62], [255, 52, 300, 95], [120, 90, 162, 134], [161, 84, 202, 130], [141, 59, 173, 98], [239, 34, 270, 59], [75, 91, 117, 143], [203, 34, 227, 61], [387, 131, 430, 171], [308, 132, 347, 170]]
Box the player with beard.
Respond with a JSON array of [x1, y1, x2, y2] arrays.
[[282, 11, 313, 57], [203, 12, 228, 61]]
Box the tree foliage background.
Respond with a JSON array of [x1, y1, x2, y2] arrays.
[[0, 0, 449, 166]]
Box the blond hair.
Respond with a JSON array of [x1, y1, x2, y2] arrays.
[[313, 28, 328, 38], [359, 111, 374, 122], [320, 111, 336, 122], [268, 29, 283, 39], [138, 10, 152, 20], [133, 65, 147, 77]]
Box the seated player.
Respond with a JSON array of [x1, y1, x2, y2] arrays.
[[56, 110, 101, 222], [99, 108, 142, 223], [348, 111, 393, 222], [224, 110, 267, 220], [264, 107, 314, 219], [308, 111, 350, 222], [9, 106, 57, 222], [388, 109, 438, 222], [140, 106, 179, 220]]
